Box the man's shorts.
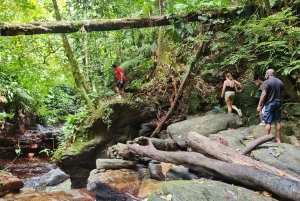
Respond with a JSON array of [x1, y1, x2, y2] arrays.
[[116, 80, 126, 89], [225, 91, 235, 102], [262, 101, 282, 123]]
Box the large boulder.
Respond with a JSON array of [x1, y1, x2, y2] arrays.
[[167, 113, 243, 147], [52, 100, 157, 188], [0, 171, 24, 197], [250, 143, 300, 179], [87, 168, 161, 200], [148, 179, 277, 201]]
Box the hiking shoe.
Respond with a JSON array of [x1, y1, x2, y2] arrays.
[[259, 121, 266, 126], [237, 109, 243, 117], [214, 106, 221, 111]]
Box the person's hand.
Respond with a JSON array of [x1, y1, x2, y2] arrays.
[[257, 106, 262, 112], [120, 80, 123, 84]]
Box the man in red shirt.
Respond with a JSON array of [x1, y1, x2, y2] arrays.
[[112, 64, 126, 98]]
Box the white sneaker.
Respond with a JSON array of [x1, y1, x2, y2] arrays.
[[117, 95, 122, 99], [237, 109, 243, 117], [259, 121, 266, 126]]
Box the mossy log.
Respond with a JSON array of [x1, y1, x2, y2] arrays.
[[0, 8, 242, 36]]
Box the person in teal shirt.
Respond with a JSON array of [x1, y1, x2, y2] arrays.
[[257, 76, 265, 126]]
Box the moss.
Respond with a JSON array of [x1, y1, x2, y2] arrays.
[[0, 170, 9, 175], [51, 135, 97, 163]]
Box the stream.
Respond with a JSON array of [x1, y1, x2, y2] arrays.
[[0, 123, 96, 200]]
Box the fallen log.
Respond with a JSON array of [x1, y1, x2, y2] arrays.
[[129, 140, 300, 201], [186, 132, 300, 182], [0, 8, 243, 36], [240, 135, 275, 155], [107, 137, 178, 159]]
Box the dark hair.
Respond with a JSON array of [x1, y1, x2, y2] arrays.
[[112, 64, 117, 68], [258, 76, 265, 81]]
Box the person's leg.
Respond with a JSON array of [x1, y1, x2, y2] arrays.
[[232, 105, 238, 112], [273, 102, 282, 142], [226, 100, 232, 113], [115, 87, 121, 95], [265, 123, 271, 135], [275, 121, 281, 142], [225, 92, 232, 113]]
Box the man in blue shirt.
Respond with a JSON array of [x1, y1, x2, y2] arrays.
[[257, 69, 284, 143]]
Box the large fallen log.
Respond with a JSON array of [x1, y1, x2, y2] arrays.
[[0, 8, 243, 36], [129, 141, 300, 201], [186, 132, 300, 182]]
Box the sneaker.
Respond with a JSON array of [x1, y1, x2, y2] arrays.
[[237, 109, 243, 117], [259, 121, 266, 126], [117, 95, 122, 99], [214, 106, 221, 111], [275, 139, 281, 143]]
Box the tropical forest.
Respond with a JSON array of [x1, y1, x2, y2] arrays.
[[0, 0, 300, 200]]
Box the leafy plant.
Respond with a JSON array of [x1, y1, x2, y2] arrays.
[[39, 148, 54, 157]]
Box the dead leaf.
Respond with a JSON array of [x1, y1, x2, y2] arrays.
[[280, 172, 285, 177]]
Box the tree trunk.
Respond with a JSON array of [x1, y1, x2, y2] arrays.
[[264, 0, 272, 16], [0, 8, 243, 36], [129, 140, 300, 201], [280, 75, 300, 101], [186, 132, 300, 182], [52, 0, 94, 110]]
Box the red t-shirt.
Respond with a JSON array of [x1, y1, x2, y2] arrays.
[[115, 67, 126, 80]]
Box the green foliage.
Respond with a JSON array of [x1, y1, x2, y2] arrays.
[[208, 8, 300, 78], [39, 148, 54, 157], [59, 107, 91, 147], [99, 103, 114, 128]]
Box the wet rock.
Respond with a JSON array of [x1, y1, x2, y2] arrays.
[[87, 167, 160, 200], [39, 168, 69, 186], [0, 171, 24, 197], [0, 188, 95, 201], [22, 168, 69, 189]]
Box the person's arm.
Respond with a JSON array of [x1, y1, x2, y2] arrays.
[[221, 81, 226, 98], [257, 89, 266, 112], [120, 71, 124, 83], [234, 80, 243, 92]]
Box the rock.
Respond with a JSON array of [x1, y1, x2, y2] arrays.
[[0, 188, 95, 201], [148, 161, 165, 181], [87, 168, 160, 200], [148, 179, 277, 201], [167, 113, 243, 147], [289, 135, 300, 147], [22, 168, 69, 188], [250, 143, 300, 179], [52, 101, 157, 188], [209, 129, 248, 151], [0, 171, 24, 197], [96, 159, 137, 170], [166, 166, 198, 181], [39, 168, 69, 186]]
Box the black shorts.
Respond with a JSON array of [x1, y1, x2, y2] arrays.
[[116, 80, 126, 89]]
